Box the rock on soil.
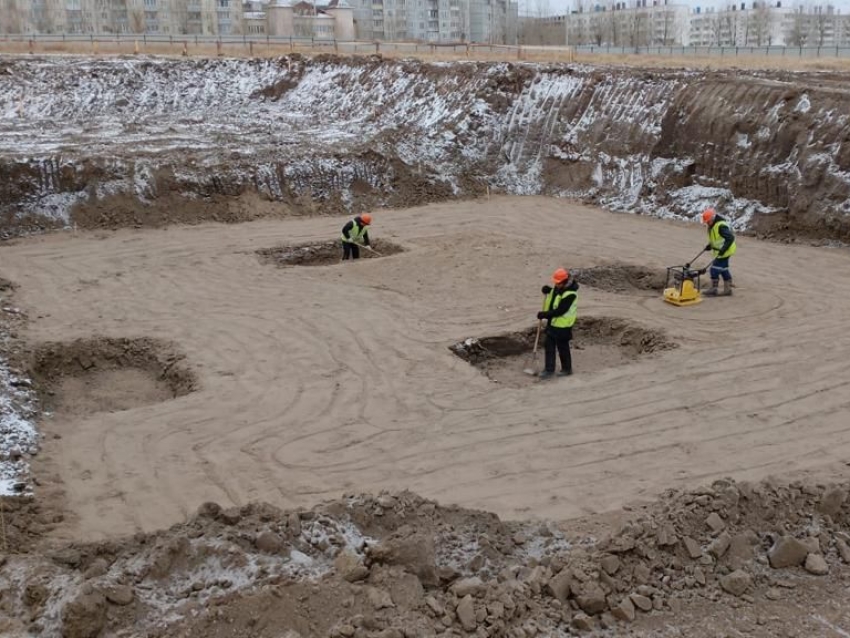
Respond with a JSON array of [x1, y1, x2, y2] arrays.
[[720, 570, 752, 597], [768, 536, 809, 569], [3, 478, 850, 638], [804, 554, 829, 576]]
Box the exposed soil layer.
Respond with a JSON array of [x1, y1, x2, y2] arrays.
[[29, 337, 196, 418], [450, 316, 676, 386], [1, 57, 849, 242], [257, 239, 406, 267], [2, 478, 850, 638], [572, 264, 667, 293]]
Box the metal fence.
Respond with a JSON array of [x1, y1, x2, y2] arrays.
[[574, 44, 850, 59], [0, 32, 576, 60]]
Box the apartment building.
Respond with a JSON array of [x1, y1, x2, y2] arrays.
[[520, 0, 850, 48], [1, 0, 244, 33], [265, 0, 355, 39], [348, 0, 515, 42], [690, 2, 850, 47]]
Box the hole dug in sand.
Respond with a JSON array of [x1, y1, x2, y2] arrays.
[[257, 239, 405, 267], [572, 265, 667, 293], [450, 316, 677, 387], [30, 337, 196, 418]]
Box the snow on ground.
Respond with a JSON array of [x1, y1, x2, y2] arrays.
[[0, 354, 38, 496]]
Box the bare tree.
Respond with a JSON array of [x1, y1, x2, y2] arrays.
[[172, 0, 190, 34], [751, 3, 774, 46], [1, 0, 25, 33], [813, 9, 833, 46], [590, 13, 604, 45], [709, 14, 724, 46], [787, 10, 808, 47], [129, 6, 146, 33], [722, 12, 739, 46]]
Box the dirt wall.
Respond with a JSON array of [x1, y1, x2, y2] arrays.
[[0, 55, 848, 240]]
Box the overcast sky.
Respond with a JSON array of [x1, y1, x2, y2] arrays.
[[520, 0, 850, 16]]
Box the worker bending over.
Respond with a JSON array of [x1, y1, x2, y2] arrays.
[[341, 213, 373, 260], [537, 268, 579, 379], [701, 208, 737, 297]]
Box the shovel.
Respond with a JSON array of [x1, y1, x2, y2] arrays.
[[363, 245, 384, 257], [523, 320, 543, 376]]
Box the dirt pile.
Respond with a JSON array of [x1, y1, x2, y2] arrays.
[[0, 478, 848, 637], [1, 57, 849, 241]]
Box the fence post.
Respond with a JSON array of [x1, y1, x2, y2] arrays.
[[183, 40, 188, 56], [217, 40, 222, 56], [290, 36, 293, 52], [249, 41, 254, 56], [28, 38, 34, 54]]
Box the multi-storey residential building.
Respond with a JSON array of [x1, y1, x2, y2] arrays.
[[1, 0, 245, 33], [347, 0, 514, 41], [521, 0, 850, 48], [527, 0, 690, 47]]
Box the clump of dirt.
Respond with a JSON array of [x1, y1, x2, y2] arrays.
[[28, 337, 196, 418], [450, 316, 676, 386], [572, 265, 667, 293], [257, 239, 406, 267], [1, 478, 849, 638]]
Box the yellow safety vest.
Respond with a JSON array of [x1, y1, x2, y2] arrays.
[[709, 221, 737, 259], [543, 290, 578, 329], [342, 220, 367, 244]]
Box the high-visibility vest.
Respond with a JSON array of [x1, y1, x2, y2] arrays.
[[342, 220, 367, 243], [543, 290, 578, 329], [709, 220, 737, 259]]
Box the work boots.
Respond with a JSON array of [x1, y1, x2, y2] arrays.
[[720, 279, 733, 296], [703, 280, 719, 296]]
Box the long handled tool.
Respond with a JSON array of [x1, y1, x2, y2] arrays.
[[523, 320, 543, 376], [363, 245, 384, 257]]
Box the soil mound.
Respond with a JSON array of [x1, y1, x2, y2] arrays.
[[1, 478, 849, 638], [450, 317, 676, 386], [29, 337, 196, 417], [257, 239, 405, 267]]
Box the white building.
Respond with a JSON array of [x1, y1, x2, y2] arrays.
[[552, 1, 691, 47]]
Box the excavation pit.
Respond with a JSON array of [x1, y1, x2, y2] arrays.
[[450, 316, 677, 387], [572, 265, 667, 293], [257, 239, 405, 267], [30, 337, 197, 418]]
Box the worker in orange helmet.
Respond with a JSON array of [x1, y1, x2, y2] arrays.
[[700, 208, 737, 296], [537, 268, 579, 379], [340, 213, 373, 260]]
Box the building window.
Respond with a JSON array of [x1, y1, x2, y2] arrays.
[[218, 0, 230, 7]]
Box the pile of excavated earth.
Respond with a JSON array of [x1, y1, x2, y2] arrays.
[[1, 478, 849, 638]]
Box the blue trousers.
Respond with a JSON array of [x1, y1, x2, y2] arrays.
[[710, 256, 732, 281]]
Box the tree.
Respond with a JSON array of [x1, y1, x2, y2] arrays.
[[813, 8, 833, 46], [787, 10, 808, 47], [751, 3, 774, 46], [1, 0, 25, 33], [709, 14, 724, 46]]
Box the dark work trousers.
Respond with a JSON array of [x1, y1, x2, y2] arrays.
[[342, 242, 361, 260], [544, 327, 573, 374]]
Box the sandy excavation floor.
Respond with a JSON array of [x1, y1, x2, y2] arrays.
[[3, 195, 850, 542]]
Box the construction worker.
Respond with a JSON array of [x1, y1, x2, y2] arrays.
[[341, 213, 372, 260], [537, 268, 579, 379], [701, 208, 737, 296]]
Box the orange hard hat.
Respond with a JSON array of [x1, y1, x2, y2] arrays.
[[701, 208, 716, 224], [360, 213, 372, 225], [552, 268, 569, 283]]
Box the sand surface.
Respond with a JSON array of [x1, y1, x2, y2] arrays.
[[3, 195, 850, 541]]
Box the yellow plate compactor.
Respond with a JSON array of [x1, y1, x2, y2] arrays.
[[663, 265, 703, 307]]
